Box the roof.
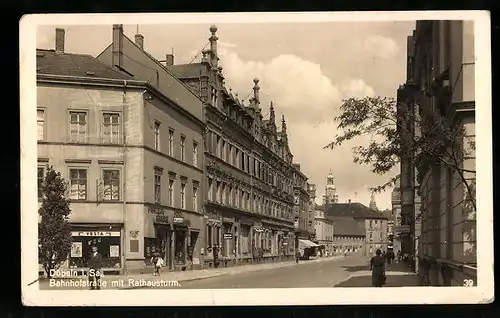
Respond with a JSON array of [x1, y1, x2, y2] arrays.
[[36, 49, 133, 80], [326, 202, 388, 220], [167, 63, 204, 78], [332, 217, 366, 237]]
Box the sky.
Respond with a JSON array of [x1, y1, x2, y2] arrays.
[[37, 20, 416, 210]]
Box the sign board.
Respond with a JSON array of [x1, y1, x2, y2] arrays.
[[71, 231, 120, 237], [283, 242, 288, 246], [71, 242, 82, 257], [393, 225, 410, 233], [173, 217, 184, 223], [109, 245, 120, 257], [192, 257, 200, 265], [155, 215, 169, 224], [223, 233, 233, 240]]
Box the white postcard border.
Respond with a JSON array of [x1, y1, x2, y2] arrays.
[[20, 10, 493, 306]]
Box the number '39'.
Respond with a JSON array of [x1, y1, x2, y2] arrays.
[[463, 279, 474, 287]]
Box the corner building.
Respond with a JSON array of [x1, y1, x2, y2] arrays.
[[37, 26, 206, 275], [167, 25, 303, 266]]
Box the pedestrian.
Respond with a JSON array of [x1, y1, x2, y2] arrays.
[[295, 250, 301, 264], [396, 250, 401, 263], [152, 252, 164, 276], [87, 245, 103, 290], [344, 250, 347, 258], [213, 245, 219, 268], [151, 250, 159, 276], [370, 249, 386, 287]]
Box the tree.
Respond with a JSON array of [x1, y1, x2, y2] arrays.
[[323, 96, 476, 211], [38, 165, 72, 278]]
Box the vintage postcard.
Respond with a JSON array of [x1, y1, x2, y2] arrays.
[[20, 11, 493, 306]]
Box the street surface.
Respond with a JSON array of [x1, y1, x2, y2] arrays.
[[37, 254, 420, 290], [179, 254, 370, 288]]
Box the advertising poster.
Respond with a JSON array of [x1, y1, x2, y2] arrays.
[[71, 242, 82, 258], [109, 245, 120, 258]]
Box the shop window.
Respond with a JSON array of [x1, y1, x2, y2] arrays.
[[188, 231, 199, 262], [69, 232, 121, 269], [102, 169, 120, 201], [69, 168, 87, 200], [207, 225, 213, 248], [174, 230, 186, 265]]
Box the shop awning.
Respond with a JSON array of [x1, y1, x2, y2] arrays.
[[299, 239, 320, 248]]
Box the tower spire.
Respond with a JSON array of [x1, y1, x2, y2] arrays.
[[281, 114, 287, 135], [209, 25, 219, 68], [269, 102, 275, 124]]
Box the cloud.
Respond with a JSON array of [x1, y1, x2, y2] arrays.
[[216, 46, 393, 208], [218, 41, 237, 48], [361, 35, 400, 60], [218, 47, 367, 125]]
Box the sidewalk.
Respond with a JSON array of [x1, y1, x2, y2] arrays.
[[39, 255, 344, 289], [334, 261, 420, 287]]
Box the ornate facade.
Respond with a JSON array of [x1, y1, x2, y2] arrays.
[[168, 25, 306, 267]]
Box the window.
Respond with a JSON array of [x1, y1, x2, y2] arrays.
[[180, 135, 186, 161], [180, 183, 186, 209], [192, 185, 198, 211], [154, 168, 162, 203], [207, 178, 213, 201], [154, 121, 160, 151], [37, 109, 45, 141], [168, 179, 174, 206], [102, 113, 120, 144], [69, 169, 87, 200], [193, 142, 198, 167], [168, 129, 174, 156], [37, 167, 44, 198], [69, 111, 87, 142], [222, 140, 226, 161], [103, 170, 120, 201]]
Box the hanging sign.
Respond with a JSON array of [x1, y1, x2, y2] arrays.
[[155, 215, 169, 224], [223, 233, 233, 239]]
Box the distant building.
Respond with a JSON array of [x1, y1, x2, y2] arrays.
[[391, 175, 403, 254], [307, 183, 317, 239], [325, 201, 389, 255], [331, 216, 366, 254], [314, 209, 334, 253], [322, 170, 339, 206]]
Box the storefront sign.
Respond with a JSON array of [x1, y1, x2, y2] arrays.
[[173, 217, 184, 223], [223, 233, 233, 239], [283, 242, 288, 246], [109, 245, 120, 257], [192, 258, 200, 265], [222, 217, 233, 223], [148, 205, 165, 215], [155, 215, 169, 224], [71, 242, 82, 257], [71, 231, 120, 237]]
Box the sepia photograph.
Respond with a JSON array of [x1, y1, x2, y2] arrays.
[[20, 11, 492, 305]]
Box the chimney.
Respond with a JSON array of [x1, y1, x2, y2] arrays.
[[55, 28, 65, 53], [135, 34, 144, 49], [112, 24, 124, 68], [165, 54, 174, 66]]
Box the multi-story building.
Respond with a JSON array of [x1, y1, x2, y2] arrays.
[[293, 164, 316, 252], [326, 201, 388, 255], [307, 183, 317, 239], [162, 25, 306, 266], [398, 20, 476, 285], [38, 27, 205, 274], [322, 170, 339, 206], [330, 216, 366, 254], [314, 209, 335, 254]]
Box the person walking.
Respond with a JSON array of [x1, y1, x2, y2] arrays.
[[295, 250, 301, 264], [152, 251, 164, 276], [87, 245, 103, 290], [370, 249, 386, 287]]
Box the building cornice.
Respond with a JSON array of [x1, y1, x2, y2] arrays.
[[37, 73, 146, 89]]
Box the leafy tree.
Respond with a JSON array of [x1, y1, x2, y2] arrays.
[[323, 96, 476, 211], [38, 165, 72, 278]]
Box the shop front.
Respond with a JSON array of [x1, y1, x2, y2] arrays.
[[144, 204, 172, 270], [69, 224, 123, 275]]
